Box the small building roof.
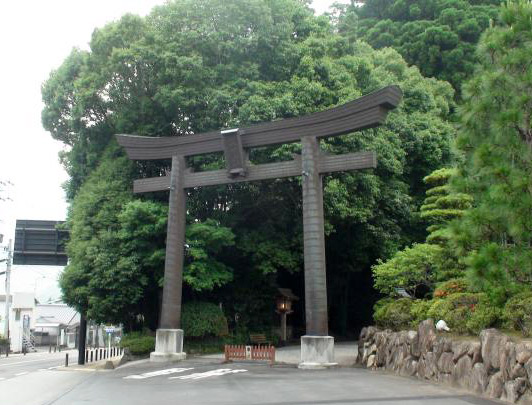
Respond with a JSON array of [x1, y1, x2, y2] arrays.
[[35, 304, 79, 327]]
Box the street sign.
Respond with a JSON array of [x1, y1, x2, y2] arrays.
[[104, 327, 114, 333], [13, 220, 68, 265]]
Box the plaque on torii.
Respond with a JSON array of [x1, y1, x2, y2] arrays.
[[117, 85, 402, 366]]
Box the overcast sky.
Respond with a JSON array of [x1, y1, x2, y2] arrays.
[[0, 0, 346, 300]]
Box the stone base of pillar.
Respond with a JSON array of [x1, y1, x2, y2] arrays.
[[299, 335, 337, 369], [150, 329, 186, 363]]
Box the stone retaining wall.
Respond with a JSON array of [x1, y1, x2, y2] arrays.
[[357, 320, 532, 404]]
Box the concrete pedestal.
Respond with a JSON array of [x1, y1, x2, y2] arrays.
[[299, 335, 337, 369], [150, 329, 186, 362]]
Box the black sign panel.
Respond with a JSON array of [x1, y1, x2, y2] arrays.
[[13, 220, 68, 266]]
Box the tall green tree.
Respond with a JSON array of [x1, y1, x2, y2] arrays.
[[45, 0, 456, 332], [451, 0, 532, 305]]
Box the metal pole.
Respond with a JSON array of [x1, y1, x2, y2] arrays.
[[78, 312, 87, 365], [281, 313, 287, 342], [3, 239, 12, 340]]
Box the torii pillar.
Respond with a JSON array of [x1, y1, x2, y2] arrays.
[[299, 136, 333, 367], [150, 155, 187, 362]]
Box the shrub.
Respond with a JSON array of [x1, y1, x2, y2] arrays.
[[373, 244, 442, 298], [182, 301, 229, 338], [433, 278, 469, 299], [121, 332, 155, 356], [410, 299, 433, 326], [428, 293, 500, 334], [374, 298, 414, 330], [502, 292, 532, 336]]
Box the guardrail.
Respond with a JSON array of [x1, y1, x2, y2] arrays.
[[224, 344, 275, 365]]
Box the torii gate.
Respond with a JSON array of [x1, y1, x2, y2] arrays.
[[117, 85, 402, 367]]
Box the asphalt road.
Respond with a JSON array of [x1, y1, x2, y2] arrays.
[[0, 350, 78, 381], [30, 357, 503, 405]]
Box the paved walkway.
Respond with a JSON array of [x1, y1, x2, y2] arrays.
[[199, 342, 359, 366]]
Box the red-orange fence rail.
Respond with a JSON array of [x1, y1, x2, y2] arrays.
[[224, 345, 275, 365]]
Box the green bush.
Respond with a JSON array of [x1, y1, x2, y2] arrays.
[[374, 298, 414, 330], [121, 332, 155, 356], [182, 301, 229, 338], [372, 244, 442, 298], [427, 293, 500, 334], [433, 278, 469, 299], [410, 299, 432, 326], [502, 292, 532, 336]]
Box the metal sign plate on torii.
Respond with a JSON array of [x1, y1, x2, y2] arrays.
[[116, 85, 402, 366]]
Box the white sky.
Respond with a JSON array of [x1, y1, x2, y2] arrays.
[[0, 0, 346, 301]]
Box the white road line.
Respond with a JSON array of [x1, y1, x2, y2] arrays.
[[0, 358, 66, 368], [47, 366, 61, 370], [124, 368, 193, 380], [0, 377, 5, 381], [15, 372, 29, 376], [170, 369, 247, 380]]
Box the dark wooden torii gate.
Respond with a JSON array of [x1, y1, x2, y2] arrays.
[[117, 85, 402, 366]]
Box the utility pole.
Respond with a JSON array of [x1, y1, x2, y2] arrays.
[[3, 239, 12, 340], [78, 312, 87, 365]]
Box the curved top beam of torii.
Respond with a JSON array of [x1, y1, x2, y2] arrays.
[[116, 85, 402, 160]]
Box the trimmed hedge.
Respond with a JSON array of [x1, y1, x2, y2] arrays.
[[121, 332, 155, 356], [374, 293, 500, 334], [503, 292, 532, 336], [427, 293, 500, 334]]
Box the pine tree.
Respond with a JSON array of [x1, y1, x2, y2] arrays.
[[420, 168, 472, 245], [451, 0, 532, 305]]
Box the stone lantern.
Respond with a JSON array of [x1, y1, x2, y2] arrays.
[[276, 288, 298, 343]]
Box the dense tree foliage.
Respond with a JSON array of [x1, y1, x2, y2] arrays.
[[333, 0, 500, 93], [372, 0, 532, 335], [372, 168, 469, 300], [451, 0, 532, 305], [45, 0, 455, 331]]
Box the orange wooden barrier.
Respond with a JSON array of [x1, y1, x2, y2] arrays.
[[224, 344, 275, 365]]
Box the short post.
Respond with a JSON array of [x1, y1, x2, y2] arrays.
[[107, 331, 111, 358], [65, 353, 69, 367], [90, 350, 93, 362]]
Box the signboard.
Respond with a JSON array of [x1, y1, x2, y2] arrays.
[[13, 220, 68, 266], [104, 327, 115, 333]]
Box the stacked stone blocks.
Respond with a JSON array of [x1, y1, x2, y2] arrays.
[[358, 320, 532, 404]]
